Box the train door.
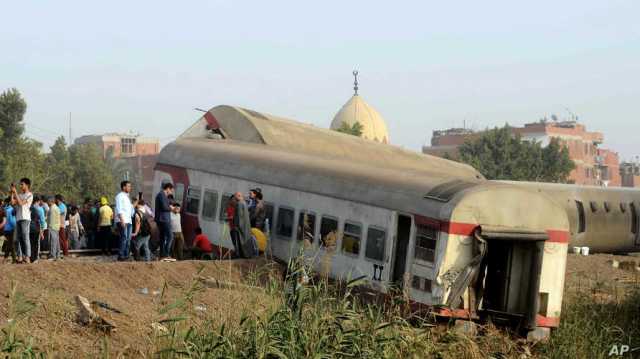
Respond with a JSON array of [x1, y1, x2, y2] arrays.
[[392, 215, 412, 286], [479, 231, 546, 331]]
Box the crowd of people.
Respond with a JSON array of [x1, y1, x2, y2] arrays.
[[0, 177, 268, 264]]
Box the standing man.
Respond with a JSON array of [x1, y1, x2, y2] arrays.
[[46, 196, 62, 260], [12, 178, 33, 264], [132, 200, 152, 262], [115, 181, 134, 261], [2, 197, 16, 263], [81, 200, 97, 249], [55, 194, 69, 257], [171, 203, 183, 260], [97, 197, 114, 255], [29, 195, 46, 263], [155, 182, 174, 260]]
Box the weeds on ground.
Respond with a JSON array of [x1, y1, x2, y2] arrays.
[[149, 256, 532, 358], [537, 282, 640, 359], [0, 282, 44, 358]]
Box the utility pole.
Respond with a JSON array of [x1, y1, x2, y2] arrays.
[[68, 112, 72, 145]]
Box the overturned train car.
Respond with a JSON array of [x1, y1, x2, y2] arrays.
[[154, 105, 570, 336], [505, 182, 640, 253]]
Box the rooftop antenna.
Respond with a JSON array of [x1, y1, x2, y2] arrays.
[[352, 70, 359, 96], [565, 107, 577, 121]]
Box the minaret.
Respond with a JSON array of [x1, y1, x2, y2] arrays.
[[352, 70, 359, 96]]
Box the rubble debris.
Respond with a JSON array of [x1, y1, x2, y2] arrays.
[[75, 295, 116, 333], [91, 301, 123, 314], [606, 259, 620, 268]]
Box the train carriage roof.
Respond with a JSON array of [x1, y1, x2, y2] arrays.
[[179, 105, 483, 180], [158, 138, 500, 219]]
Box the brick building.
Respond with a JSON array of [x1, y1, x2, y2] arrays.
[[74, 133, 160, 197], [620, 162, 640, 188], [423, 120, 622, 186]]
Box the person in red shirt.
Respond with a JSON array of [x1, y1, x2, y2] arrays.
[[191, 227, 212, 259]]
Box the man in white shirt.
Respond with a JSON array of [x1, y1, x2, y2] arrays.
[[12, 178, 33, 264], [115, 181, 134, 261]]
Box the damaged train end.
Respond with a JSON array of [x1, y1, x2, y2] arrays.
[[417, 182, 569, 339]]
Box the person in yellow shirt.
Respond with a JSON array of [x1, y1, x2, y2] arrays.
[[97, 197, 114, 255]]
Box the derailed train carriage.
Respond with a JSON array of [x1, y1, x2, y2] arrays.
[[154, 105, 570, 337], [505, 181, 640, 253]]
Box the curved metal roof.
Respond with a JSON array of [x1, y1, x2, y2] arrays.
[[179, 105, 483, 181], [157, 139, 561, 226]]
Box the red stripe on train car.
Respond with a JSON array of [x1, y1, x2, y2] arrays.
[[441, 221, 477, 236], [545, 230, 570, 243], [203, 111, 220, 129], [536, 314, 560, 327]]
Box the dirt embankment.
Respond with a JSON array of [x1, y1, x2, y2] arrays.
[[0, 253, 638, 357], [0, 258, 279, 357]]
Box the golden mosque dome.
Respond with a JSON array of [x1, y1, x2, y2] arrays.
[[330, 71, 390, 144]]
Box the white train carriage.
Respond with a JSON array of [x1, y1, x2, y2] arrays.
[[154, 105, 571, 336]]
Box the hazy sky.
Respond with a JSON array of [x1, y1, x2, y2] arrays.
[[2, 1, 639, 160]]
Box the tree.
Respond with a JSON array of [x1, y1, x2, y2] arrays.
[[335, 121, 364, 137], [457, 126, 575, 182], [2, 138, 47, 195], [45, 136, 79, 201], [69, 143, 116, 201], [0, 88, 27, 183]]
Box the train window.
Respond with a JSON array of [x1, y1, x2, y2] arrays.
[[365, 227, 386, 262], [575, 200, 586, 233], [264, 202, 275, 232], [411, 274, 432, 292], [415, 225, 437, 262], [604, 202, 611, 213], [620, 203, 627, 213], [631, 203, 638, 235], [201, 190, 218, 220], [589, 201, 598, 213], [185, 186, 201, 215], [174, 183, 185, 205], [320, 216, 338, 249], [276, 206, 295, 239], [219, 193, 234, 221], [296, 211, 316, 243], [341, 222, 362, 256]]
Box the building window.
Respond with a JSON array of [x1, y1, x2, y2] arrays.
[[201, 190, 218, 220], [121, 137, 136, 155], [342, 222, 362, 255], [219, 193, 234, 221], [276, 207, 295, 239], [411, 274, 432, 292], [365, 227, 386, 262], [590, 201, 598, 213], [320, 216, 338, 249], [604, 202, 611, 213], [297, 211, 316, 243], [415, 225, 437, 262], [185, 187, 201, 215]]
